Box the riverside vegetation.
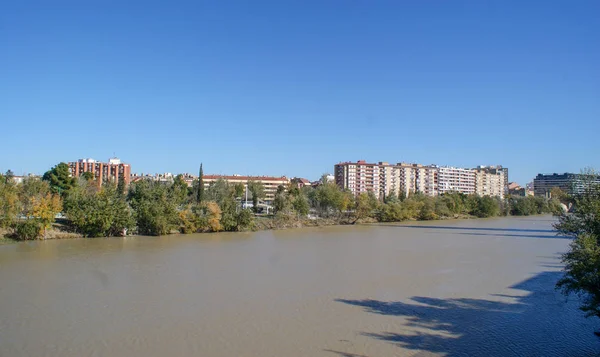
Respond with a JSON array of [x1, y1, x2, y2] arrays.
[[1, 163, 564, 241]]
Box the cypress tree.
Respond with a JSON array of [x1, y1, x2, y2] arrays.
[[197, 163, 204, 204]]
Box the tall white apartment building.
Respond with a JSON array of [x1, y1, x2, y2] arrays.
[[334, 161, 381, 198], [336, 161, 506, 199], [474, 166, 506, 198], [438, 166, 476, 195]]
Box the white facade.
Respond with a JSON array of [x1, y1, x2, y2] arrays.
[[438, 166, 476, 195]]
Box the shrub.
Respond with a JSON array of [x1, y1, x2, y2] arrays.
[[13, 220, 42, 240]]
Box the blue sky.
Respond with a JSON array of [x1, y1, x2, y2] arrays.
[[1, 1, 598, 185]]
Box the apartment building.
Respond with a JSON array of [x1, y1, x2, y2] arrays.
[[69, 157, 131, 186], [533, 173, 600, 197], [334, 161, 381, 198], [336, 161, 438, 198], [437, 166, 476, 195], [336, 161, 507, 198], [378, 162, 401, 198], [474, 166, 505, 198], [203, 175, 290, 202], [413, 164, 439, 196]]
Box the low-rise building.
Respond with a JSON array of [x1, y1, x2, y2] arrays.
[[203, 175, 290, 202]]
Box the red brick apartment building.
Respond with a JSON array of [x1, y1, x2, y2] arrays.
[[68, 158, 131, 186]]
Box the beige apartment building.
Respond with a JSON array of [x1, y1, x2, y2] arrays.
[[474, 166, 506, 198], [437, 166, 476, 195], [334, 161, 381, 198], [203, 175, 290, 203], [413, 164, 439, 196], [378, 162, 401, 198]]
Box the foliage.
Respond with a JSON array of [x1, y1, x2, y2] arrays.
[[181, 179, 254, 233], [471, 196, 500, 218], [353, 192, 378, 222], [13, 219, 43, 240], [273, 190, 292, 215], [64, 182, 134, 237], [247, 180, 265, 213], [557, 234, 600, 318], [550, 187, 570, 205], [233, 183, 245, 198], [0, 174, 19, 228], [32, 193, 62, 236], [204, 201, 222, 232], [128, 180, 179, 236], [308, 182, 353, 217], [171, 174, 189, 206], [292, 194, 310, 217], [42, 162, 76, 195], [197, 163, 204, 204], [81, 171, 94, 182], [554, 169, 600, 320]]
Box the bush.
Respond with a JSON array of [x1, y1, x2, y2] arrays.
[[13, 220, 42, 240], [472, 196, 500, 218]]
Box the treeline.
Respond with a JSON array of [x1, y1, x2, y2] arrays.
[[0, 163, 564, 240]]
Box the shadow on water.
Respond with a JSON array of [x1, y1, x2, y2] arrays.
[[334, 271, 600, 357], [383, 224, 572, 239], [457, 232, 571, 239], [393, 225, 556, 233]]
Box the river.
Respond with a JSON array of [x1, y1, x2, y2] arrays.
[[0, 216, 597, 356]]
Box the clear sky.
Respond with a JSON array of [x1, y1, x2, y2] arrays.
[[1, 1, 598, 185]]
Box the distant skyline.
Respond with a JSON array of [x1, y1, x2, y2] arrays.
[[1, 1, 598, 185]]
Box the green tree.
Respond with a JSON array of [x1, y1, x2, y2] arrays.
[[18, 177, 51, 218], [81, 171, 94, 182], [4, 170, 14, 182], [128, 180, 179, 236], [309, 181, 351, 217], [353, 192, 378, 223], [42, 162, 76, 196], [557, 234, 600, 319], [171, 174, 189, 206], [554, 169, 600, 322], [197, 163, 205, 204], [472, 196, 500, 218], [32, 193, 62, 238], [0, 174, 19, 228], [247, 180, 265, 213], [292, 193, 310, 217], [117, 174, 126, 196], [550, 186, 570, 205], [64, 182, 134, 237], [233, 183, 245, 198]]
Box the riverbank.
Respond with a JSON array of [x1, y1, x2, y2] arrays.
[[0, 212, 552, 244]]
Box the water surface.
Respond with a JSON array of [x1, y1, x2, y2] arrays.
[[0, 216, 597, 356]]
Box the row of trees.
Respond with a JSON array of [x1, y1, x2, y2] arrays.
[[274, 177, 562, 222]]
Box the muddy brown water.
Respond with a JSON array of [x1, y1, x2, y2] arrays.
[[0, 216, 597, 356]]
